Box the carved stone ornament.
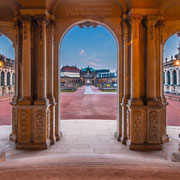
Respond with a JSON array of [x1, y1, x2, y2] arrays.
[[148, 111, 159, 142], [129, 15, 142, 39], [18, 109, 30, 142], [146, 15, 158, 40], [35, 110, 44, 142], [19, 16, 32, 40], [35, 16, 49, 40], [78, 21, 98, 29], [133, 110, 143, 140]]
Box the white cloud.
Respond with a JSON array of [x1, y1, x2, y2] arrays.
[[87, 61, 102, 67], [80, 49, 86, 56]]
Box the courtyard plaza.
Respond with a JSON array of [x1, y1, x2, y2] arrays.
[[0, 86, 180, 126], [0, 86, 180, 178]]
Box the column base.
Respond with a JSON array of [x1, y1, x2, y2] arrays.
[[114, 132, 121, 141], [127, 141, 162, 151], [9, 133, 17, 143], [16, 140, 50, 150], [121, 137, 127, 145], [161, 134, 169, 144], [56, 131, 63, 141], [128, 98, 143, 106], [0, 151, 6, 162], [50, 137, 56, 145], [172, 152, 180, 162], [18, 97, 32, 105], [147, 98, 159, 106]]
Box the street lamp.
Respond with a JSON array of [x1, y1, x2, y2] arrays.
[[174, 60, 180, 66], [0, 61, 4, 68]]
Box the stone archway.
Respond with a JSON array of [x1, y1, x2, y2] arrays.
[[54, 19, 122, 141]]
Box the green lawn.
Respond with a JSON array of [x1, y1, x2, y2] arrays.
[[60, 89, 77, 92], [100, 89, 117, 92]]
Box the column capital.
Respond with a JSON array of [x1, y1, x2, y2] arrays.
[[146, 15, 158, 25], [35, 15, 49, 26], [128, 14, 143, 25], [18, 15, 32, 25]]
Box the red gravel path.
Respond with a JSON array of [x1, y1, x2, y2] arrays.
[[0, 87, 180, 126]]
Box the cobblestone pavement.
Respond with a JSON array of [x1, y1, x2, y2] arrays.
[[0, 86, 180, 126]]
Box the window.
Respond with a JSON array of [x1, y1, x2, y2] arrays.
[[173, 70, 177, 85], [167, 71, 170, 85], [7, 72, 10, 86], [1, 71, 4, 86], [12, 73, 15, 85]]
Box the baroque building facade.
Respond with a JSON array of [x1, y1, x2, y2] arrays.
[[164, 40, 180, 94], [0, 0, 179, 153], [0, 54, 15, 96]]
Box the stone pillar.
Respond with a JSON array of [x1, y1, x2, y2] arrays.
[[46, 20, 56, 145], [146, 15, 158, 105], [14, 13, 51, 150], [10, 72, 12, 86], [121, 16, 130, 144], [126, 14, 162, 150], [165, 71, 168, 85], [170, 70, 173, 85], [177, 70, 180, 86]]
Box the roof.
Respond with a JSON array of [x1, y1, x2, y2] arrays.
[[61, 66, 80, 72], [81, 66, 95, 72]]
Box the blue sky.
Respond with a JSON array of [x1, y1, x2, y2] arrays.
[[0, 27, 179, 68], [60, 25, 117, 71]]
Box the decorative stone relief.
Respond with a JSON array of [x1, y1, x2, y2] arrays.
[[36, 16, 49, 40], [78, 21, 98, 29], [18, 109, 30, 143], [34, 110, 44, 142], [12, 106, 17, 135], [148, 111, 159, 143], [127, 109, 130, 139], [132, 110, 143, 141], [47, 108, 50, 139], [129, 15, 142, 39]]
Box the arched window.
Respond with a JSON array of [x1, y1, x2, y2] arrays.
[[12, 73, 15, 85], [1, 71, 4, 86], [7, 72, 10, 86], [173, 70, 177, 85], [167, 71, 170, 85]]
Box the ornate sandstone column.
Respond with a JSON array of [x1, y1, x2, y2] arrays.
[[13, 10, 53, 150], [127, 14, 162, 150]]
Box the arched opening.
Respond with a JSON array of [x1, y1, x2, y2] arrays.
[[163, 33, 180, 130], [58, 20, 119, 144], [0, 34, 15, 152], [173, 70, 177, 85]]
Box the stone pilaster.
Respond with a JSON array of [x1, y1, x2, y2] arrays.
[[121, 15, 130, 144], [46, 20, 56, 145], [34, 16, 49, 105], [128, 14, 143, 106], [146, 15, 159, 105], [19, 16, 32, 104]]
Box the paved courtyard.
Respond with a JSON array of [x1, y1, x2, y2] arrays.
[[0, 86, 180, 126]]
